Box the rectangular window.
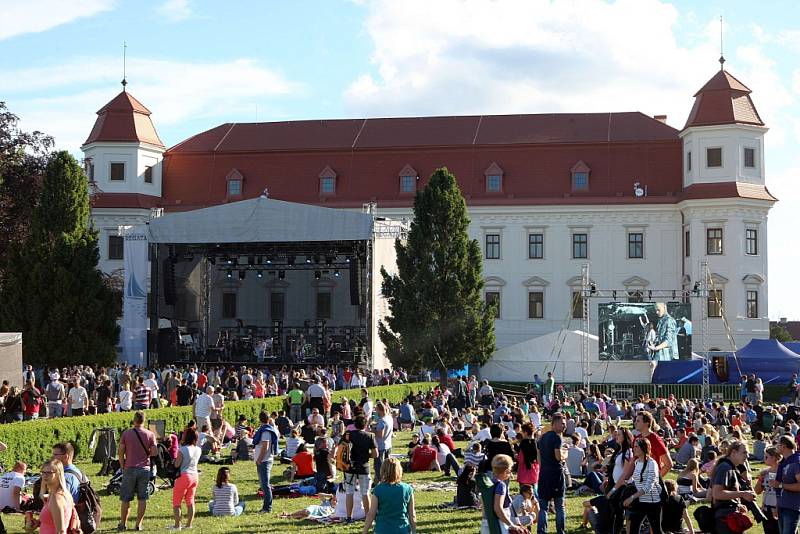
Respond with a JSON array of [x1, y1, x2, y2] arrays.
[[628, 232, 644, 259], [528, 292, 544, 319], [320, 176, 336, 194], [746, 229, 758, 256], [686, 151, 692, 172], [144, 166, 153, 184], [706, 147, 722, 168], [222, 293, 237, 319], [316, 292, 332, 319], [572, 233, 588, 259], [746, 290, 758, 319], [572, 291, 585, 319], [684, 230, 690, 258], [86, 160, 95, 182], [399, 175, 416, 193], [110, 162, 125, 181], [572, 172, 589, 190], [227, 179, 242, 196], [528, 233, 544, 259], [486, 175, 502, 192], [485, 234, 501, 259], [270, 292, 285, 320], [707, 289, 723, 318], [108, 235, 124, 260], [706, 228, 723, 255], [485, 291, 501, 317], [744, 147, 756, 168]]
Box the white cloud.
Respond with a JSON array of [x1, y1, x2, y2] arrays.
[[1, 57, 302, 151], [343, 0, 791, 132], [0, 0, 114, 41], [157, 0, 191, 21]]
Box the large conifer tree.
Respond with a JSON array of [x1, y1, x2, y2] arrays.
[[0, 151, 118, 367], [379, 167, 496, 381]]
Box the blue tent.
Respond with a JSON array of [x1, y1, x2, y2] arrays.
[[784, 342, 800, 355], [736, 339, 800, 359], [651, 359, 723, 384]]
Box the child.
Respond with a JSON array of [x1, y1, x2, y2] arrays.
[[455, 464, 480, 508], [465, 442, 487, 470], [660, 479, 694, 534], [479, 454, 527, 534], [510, 484, 539, 528]]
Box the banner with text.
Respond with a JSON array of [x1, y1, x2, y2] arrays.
[[122, 227, 149, 367]]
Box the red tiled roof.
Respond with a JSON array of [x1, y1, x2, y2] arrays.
[[681, 182, 777, 202], [167, 112, 679, 154], [683, 70, 764, 129], [91, 193, 162, 209], [83, 91, 165, 148]]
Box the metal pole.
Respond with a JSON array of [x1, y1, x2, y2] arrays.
[[700, 260, 710, 400], [149, 243, 160, 367], [581, 263, 591, 392], [202, 256, 211, 354]]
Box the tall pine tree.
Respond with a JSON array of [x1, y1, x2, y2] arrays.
[[0, 151, 118, 367], [379, 167, 496, 382]]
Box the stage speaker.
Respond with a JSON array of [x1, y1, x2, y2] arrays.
[[157, 327, 179, 364], [163, 257, 176, 306], [349, 256, 362, 306]]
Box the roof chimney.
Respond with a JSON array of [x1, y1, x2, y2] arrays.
[[654, 115, 668, 123]]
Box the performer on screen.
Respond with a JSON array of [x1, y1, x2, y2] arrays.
[[648, 302, 678, 361]]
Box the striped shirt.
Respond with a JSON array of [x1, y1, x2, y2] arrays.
[[134, 385, 151, 408], [464, 450, 486, 468], [632, 458, 661, 503], [211, 483, 240, 516]]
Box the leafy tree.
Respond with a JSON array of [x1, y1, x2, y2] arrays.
[[0, 151, 118, 367], [771, 323, 794, 342], [379, 167, 496, 384], [0, 102, 53, 276]]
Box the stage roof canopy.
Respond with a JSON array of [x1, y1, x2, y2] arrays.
[[736, 338, 800, 359], [146, 196, 374, 244]]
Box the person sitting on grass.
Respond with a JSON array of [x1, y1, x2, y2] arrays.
[[431, 435, 460, 477], [409, 436, 440, 473], [455, 464, 480, 508], [287, 443, 315, 482], [510, 483, 539, 529], [281, 429, 304, 463], [362, 457, 416, 534], [208, 467, 245, 517], [464, 442, 487, 470]]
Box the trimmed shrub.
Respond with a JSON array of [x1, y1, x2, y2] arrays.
[[0, 382, 435, 468]]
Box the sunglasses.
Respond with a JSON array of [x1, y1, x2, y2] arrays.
[[41, 470, 56, 475]]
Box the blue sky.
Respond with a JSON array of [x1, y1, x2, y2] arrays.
[[2, 0, 799, 322]]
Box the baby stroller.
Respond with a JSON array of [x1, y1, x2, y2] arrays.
[[106, 467, 156, 497], [153, 441, 179, 489]]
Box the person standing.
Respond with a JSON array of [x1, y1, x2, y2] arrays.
[[622, 438, 663, 534], [21, 380, 43, 421], [67, 379, 88, 417], [193, 387, 215, 433], [362, 457, 416, 534], [543, 373, 555, 406], [133, 377, 151, 411], [537, 413, 567, 534], [714, 440, 756, 534], [38, 460, 74, 534], [468, 375, 479, 409], [374, 402, 394, 477], [287, 383, 304, 424], [45, 376, 66, 419], [306, 377, 326, 420], [170, 428, 201, 530], [95, 379, 113, 414], [635, 412, 673, 477], [649, 302, 678, 361], [118, 411, 158, 531], [117, 383, 133, 412], [345, 415, 378, 524], [253, 411, 280, 513], [771, 435, 800, 534]]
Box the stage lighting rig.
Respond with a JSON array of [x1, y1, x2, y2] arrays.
[[226, 270, 233, 279], [238, 270, 246, 280], [325, 255, 335, 266], [314, 270, 321, 280], [305, 256, 312, 264], [278, 270, 286, 280], [257, 271, 263, 278], [247, 256, 255, 266], [334, 269, 340, 277]]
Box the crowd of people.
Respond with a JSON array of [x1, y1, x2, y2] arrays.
[[8, 365, 800, 533]]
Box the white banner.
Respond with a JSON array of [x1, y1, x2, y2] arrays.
[[122, 227, 149, 366]]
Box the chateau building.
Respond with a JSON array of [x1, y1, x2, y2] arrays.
[[83, 66, 775, 354]]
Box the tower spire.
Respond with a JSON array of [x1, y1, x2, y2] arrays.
[[121, 41, 128, 90], [719, 16, 725, 70]]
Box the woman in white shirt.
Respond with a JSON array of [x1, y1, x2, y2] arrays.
[[117, 383, 132, 412], [431, 435, 460, 477], [171, 428, 202, 530], [528, 405, 542, 430], [623, 438, 663, 534]]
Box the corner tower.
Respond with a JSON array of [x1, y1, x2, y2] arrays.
[[679, 66, 775, 350]]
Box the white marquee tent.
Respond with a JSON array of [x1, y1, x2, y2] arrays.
[[480, 329, 655, 384]]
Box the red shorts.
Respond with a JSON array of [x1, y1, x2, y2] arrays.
[[172, 473, 198, 507]]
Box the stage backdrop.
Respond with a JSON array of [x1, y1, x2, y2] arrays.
[[598, 302, 691, 361], [122, 227, 149, 366]]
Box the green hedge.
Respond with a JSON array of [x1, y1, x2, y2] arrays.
[[0, 382, 436, 468]]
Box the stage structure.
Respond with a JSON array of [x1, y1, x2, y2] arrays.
[[121, 195, 407, 369], [577, 261, 739, 399]]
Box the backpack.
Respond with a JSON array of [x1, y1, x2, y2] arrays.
[[335, 441, 352, 472], [476, 472, 502, 534], [65, 467, 102, 534]]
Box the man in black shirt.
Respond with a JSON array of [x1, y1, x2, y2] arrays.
[[95, 379, 112, 414], [344, 415, 377, 524], [176, 379, 194, 406]]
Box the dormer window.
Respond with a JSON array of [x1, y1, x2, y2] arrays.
[[744, 147, 756, 168], [570, 160, 590, 191], [225, 168, 244, 199], [84, 159, 95, 182], [144, 166, 153, 184], [484, 162, 504, 192], [319, 165, 337, 195], [398, 164, 418, 193], [706, 147, 722, 168], [110, 162, 125, 181]]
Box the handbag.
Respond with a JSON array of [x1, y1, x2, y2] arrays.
[[723, 510, 753, 534]]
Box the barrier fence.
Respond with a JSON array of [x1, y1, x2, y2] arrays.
[[491, 382, 747, 402]]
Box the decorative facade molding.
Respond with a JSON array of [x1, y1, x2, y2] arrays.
[[710, 272, 729, 284], [398, 164, 417, 178], [312, 277, 337, 288], [522, 276, 550, 287], [566, 275, 595, 286], [319, 165, 337, 179], [742, 273, 765, 285], [484, 276, 507, 286], [622, 275, 650, 287], [484, 162, 504, 176]]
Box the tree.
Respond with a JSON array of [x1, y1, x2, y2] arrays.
[[0, 151, 119, 367], [771, 323, 794, 342], [0, 102, 53, 277], [379, 167, 496, 384]]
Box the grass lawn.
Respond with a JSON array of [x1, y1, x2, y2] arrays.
[[6, 431, 762, 533]]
